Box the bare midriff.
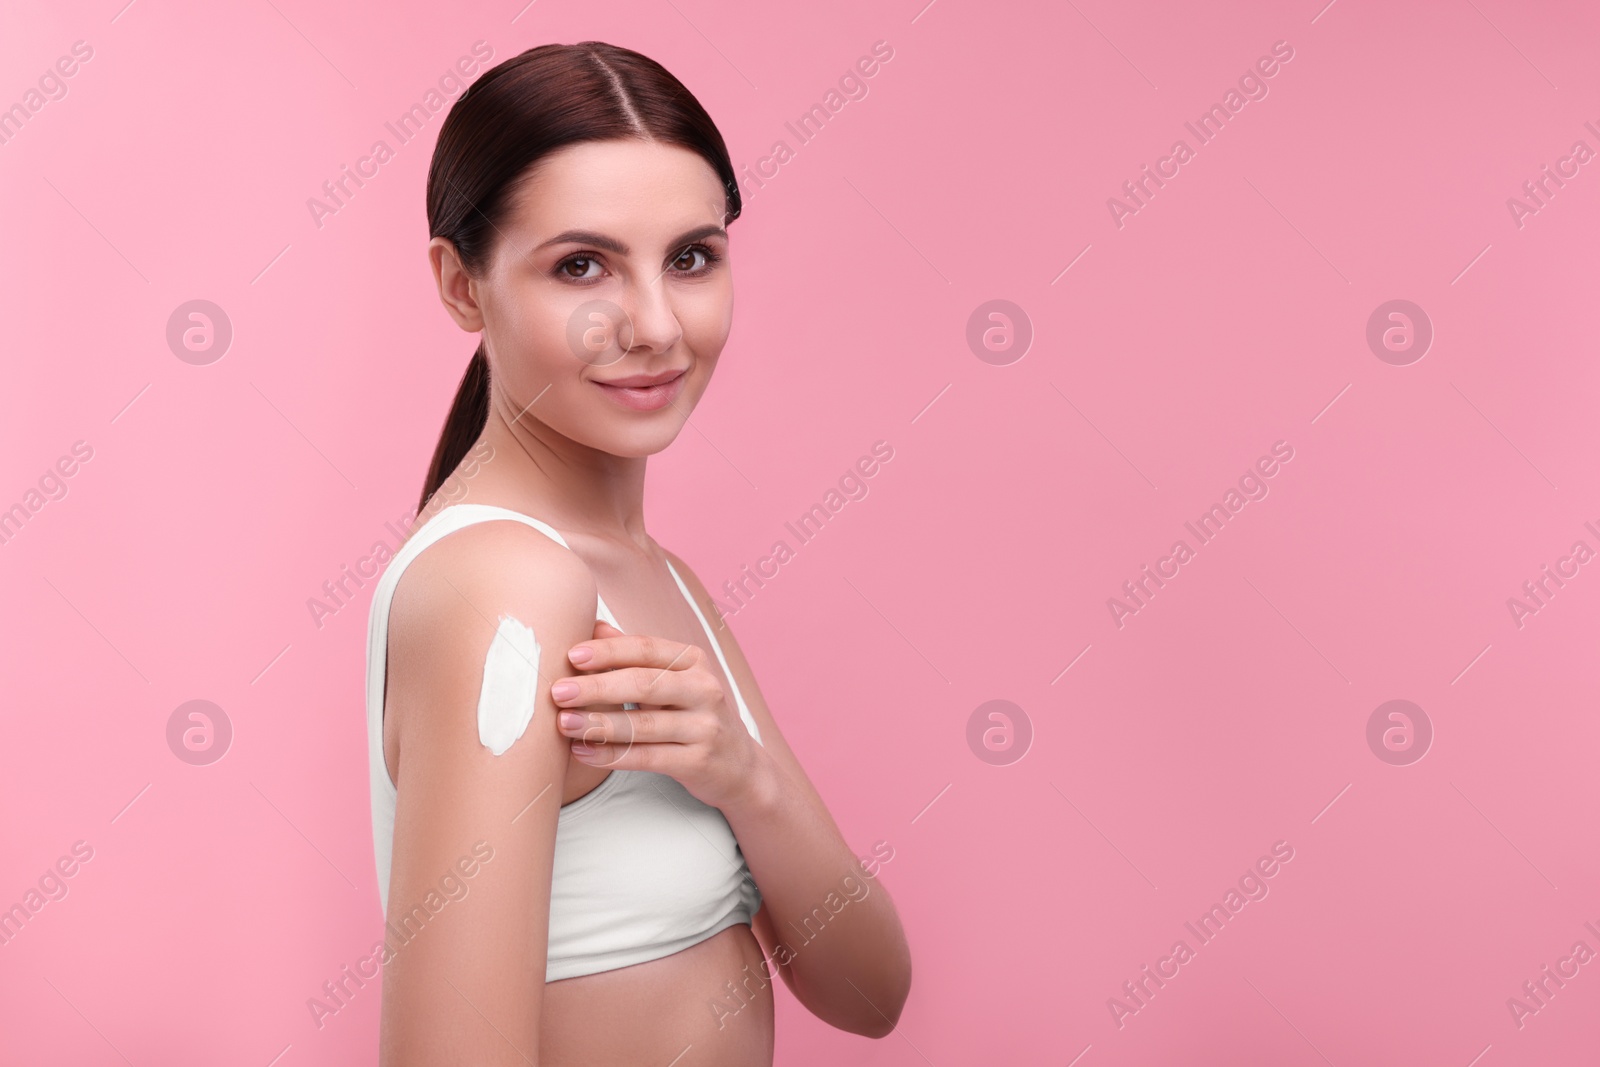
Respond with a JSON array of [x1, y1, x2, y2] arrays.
[[539, 921, 774, 1066]]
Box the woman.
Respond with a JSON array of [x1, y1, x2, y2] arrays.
[[363, 41, 912, 1065]]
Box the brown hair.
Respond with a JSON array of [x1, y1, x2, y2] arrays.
[[417, 41, 743, 514]]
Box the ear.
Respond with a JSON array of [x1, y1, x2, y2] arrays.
[[429, 236, 486, 332]]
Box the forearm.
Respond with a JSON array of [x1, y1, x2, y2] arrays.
[[722, 751, 912, 1036]]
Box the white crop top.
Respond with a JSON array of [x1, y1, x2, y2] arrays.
[[366, 502, 764, 982]]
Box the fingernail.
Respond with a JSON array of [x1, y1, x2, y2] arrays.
[[552, 682, 579, 701], [571, 742, 595, 757], [569, 646, 593, 665], [558, 712, 582, 731]]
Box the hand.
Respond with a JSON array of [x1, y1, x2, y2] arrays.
[[551, 619, 767, 811]]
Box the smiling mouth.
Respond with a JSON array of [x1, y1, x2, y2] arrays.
[[590, 370, 686, 412]]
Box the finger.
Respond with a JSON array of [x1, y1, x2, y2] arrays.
[[566, 632, 702, 673], [570, 737, 680, 773], [557, 706, 716, 746], [567, 619, 618, 667], [550, 664, 714, 710]]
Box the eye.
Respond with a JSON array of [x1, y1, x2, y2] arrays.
[[671, 244, 723, 276], [556, 254, 603, 281]]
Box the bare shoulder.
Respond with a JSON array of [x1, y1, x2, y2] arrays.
[[380, 515, 601, 793], [380, 518, 601, 809], [384, 517, 600, 787], [392, 519, 597, 638]]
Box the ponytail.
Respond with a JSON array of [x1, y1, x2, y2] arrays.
[[416, 342, 490, 514]]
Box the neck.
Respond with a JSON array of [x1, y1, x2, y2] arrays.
[[470, 390, 652, 552]]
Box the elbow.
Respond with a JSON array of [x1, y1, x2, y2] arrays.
[[843, 953, 913, 1039], [845, 991, 907, 1039]]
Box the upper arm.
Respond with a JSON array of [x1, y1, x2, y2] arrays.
[[378, 522, 598, 1066]]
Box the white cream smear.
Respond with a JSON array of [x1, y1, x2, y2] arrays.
[[477, 613, 540, 755]]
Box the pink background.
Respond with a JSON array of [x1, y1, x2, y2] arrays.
[[4, 0, 1599, 1063]]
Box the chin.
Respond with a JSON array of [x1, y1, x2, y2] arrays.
[[612, 425, 687, 458], [571, 412, 686, 458]]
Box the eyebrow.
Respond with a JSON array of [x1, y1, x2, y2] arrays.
[[533, 223, 728, 257]]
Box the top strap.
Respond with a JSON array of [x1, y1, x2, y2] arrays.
[[664, 558, 763, 747]]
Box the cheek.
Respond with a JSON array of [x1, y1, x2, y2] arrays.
[[487, 280, 588, 377], [680, 286, 734, 356]]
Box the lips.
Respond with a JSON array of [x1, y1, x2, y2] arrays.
[[591, 369, 687, 412], [595, 368, 688, 388]]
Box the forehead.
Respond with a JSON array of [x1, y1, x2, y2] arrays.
[[505, 139, 727, 239]]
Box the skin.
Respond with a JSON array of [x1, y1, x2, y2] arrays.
[[379, 138, 912, 1066]]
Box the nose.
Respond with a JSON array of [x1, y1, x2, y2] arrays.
[[616, 268, 683, 359]]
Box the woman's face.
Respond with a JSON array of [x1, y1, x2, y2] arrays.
[[441, 138, 733, 458]]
